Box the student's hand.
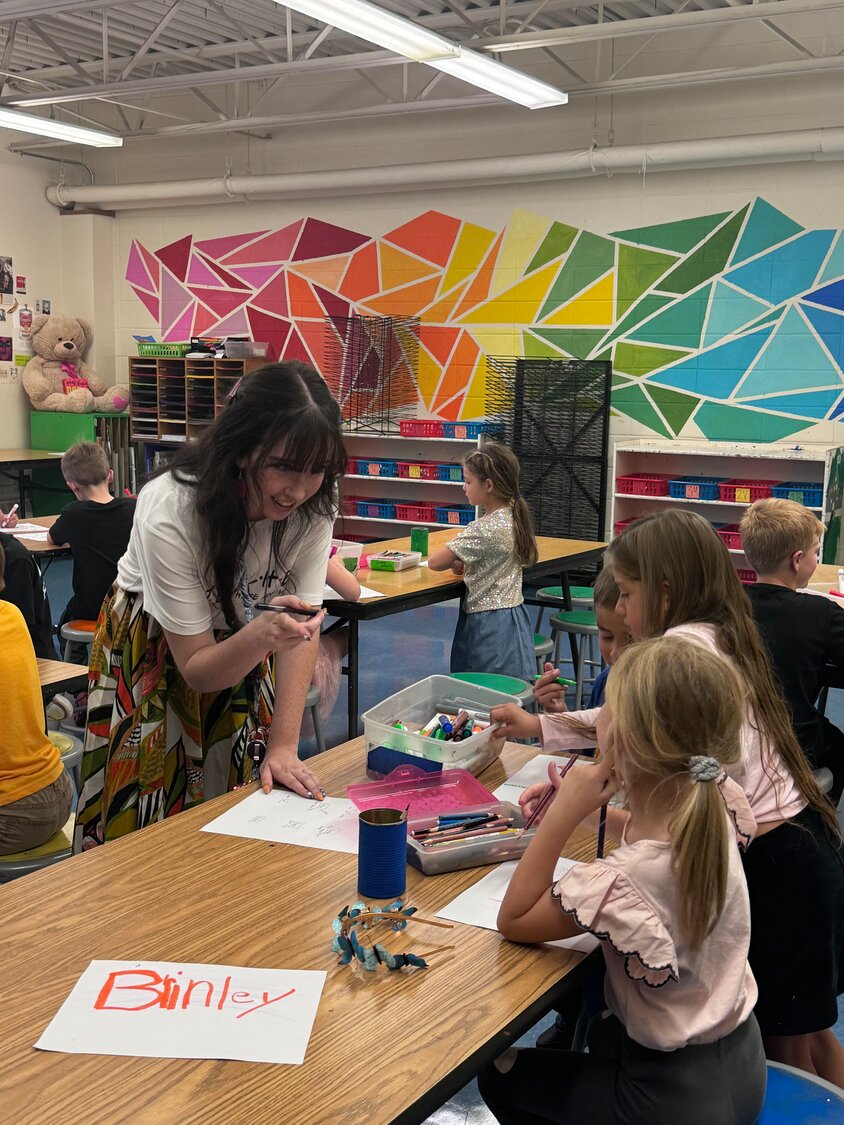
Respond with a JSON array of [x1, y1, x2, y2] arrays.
[[551, 755, 617, 823], [519, 760, 566, 822], [450, 559, 465, 575], [490, 703, 541, 742], [0, 507, 18, 528], [250, 596, 325, 654], [533, 663, 568, 713], [260, 749, 326, 801]]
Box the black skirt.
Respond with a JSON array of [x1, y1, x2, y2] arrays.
[[742, 805, 844, 1036]]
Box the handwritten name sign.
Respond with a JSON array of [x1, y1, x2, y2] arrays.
[[201, 788, 360, 854], [36, 960, 326, 1065]]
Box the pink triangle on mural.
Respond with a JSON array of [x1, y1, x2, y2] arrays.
[[127, 243, 154, 291], [192, 286, 248, 319], [156, 235, 192, 282], [211, 308, 250, 335], [293, 218, 369, 261], [252, 272, 288, 317], [192, 303, 219, 336], [132, 285, 159, 321], [162, 269, 192, 334], [196, 253, 249, 290], [195, 231, 269, 258], [228, 264, 282, 289], [313, 284, 349, 320], [247, 307, 290, 362], [223, 222, 303, 265], [140, 245, 160, 291], [187, 254, 224, 288], [165, 302, 195, 342]]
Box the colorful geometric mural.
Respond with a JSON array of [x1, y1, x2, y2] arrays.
[[126, 199, 844, 440]]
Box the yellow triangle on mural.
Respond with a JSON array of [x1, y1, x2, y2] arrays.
[[462, 357, 490, 420], [417, 347, 442, 408], [421, 281, 469, 323], [441, 222, 496, 295], [458, 261, 559, 325], [491, 210, 554, 295], [469, 327, 522, 360], [379, 243, 440, 292], [543, 272, 615, 326]]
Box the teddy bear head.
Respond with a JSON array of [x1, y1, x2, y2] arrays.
[[30, 313, 92, 364]]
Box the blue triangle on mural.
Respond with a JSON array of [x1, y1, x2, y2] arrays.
[[647, 325, 774, 399], [725, 230, 836, 305], [805, 277, 844, 314], [736, 306, 842, 399], [743, 389, 842, 418], [818, 233, 844, 286], [730, 199, 803, 267], [801, 302, 844, 372], [703, 280, 770, 347]]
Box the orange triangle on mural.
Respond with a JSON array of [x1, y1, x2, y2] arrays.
[[292, 254, 350, 292], [340, 242, 380, 301], [433, 332, 480, 414], [417, 348, 442, 409], [297, 319, 329, 371], [383, 210, 461, 267], [542, 272, 615, 326], [452, 232, 504, 319], [362, 276, 440, 318], [420, 282, 468, 324], [379, 242, 440, 292], [458, 261, 559, 325], [418, 325, 460, 366], [288, 272, 328, 319]]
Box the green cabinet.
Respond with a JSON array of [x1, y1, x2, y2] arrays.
[[28, 411, 134, 512]]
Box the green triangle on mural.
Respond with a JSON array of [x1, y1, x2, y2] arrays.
[[533, 327, 606, 359], [617, 244, 676, 317], [612, 383, 671, 438], [614, 341, 690, 378], [694, 401, 814, 442], [627, 284, 713, 350], [523, 330, 562, 358], [613, 374, 634, 388], [659, 206, 749, 295], [594, 347, 613, 363], [538, 231, 615, 320], [526, 221, 579, 274], [610, 212, 731, 254], [602, 293, 674, 348], [646, 384, 700, 435]]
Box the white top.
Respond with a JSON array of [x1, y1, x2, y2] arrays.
[[116, 473, 333, 635], [554, 776, 758, 1051]]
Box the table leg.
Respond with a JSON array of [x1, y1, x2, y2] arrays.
[[347, 618, 360, 740], [559, 570, 579, 672], [18, 468, 27, 517]]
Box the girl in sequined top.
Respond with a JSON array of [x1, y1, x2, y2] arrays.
[[428, 442, 538, 681]]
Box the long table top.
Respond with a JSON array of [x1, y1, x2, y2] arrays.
[[0, 738, 598, 1124], [37, 657, 88, 690], [0, 448, 65, 464], [3, 513, 61, 554]]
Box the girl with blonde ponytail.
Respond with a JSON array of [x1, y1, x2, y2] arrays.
[[483, 637, 765, 1125], [429, 441, 538, 680]]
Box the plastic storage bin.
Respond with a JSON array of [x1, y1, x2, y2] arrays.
[[437, 464, 464, 482], [348, 765, 495, 816], [225, 340, 268, 358], [613, 518, 637, 535], [435, 505, 475, 526], [355, 500, 397, 519], [716, 524, 742, 550], [397, 461, 439, 480], [718, 479, 774, 503], [441, 422, 502, 439], [136, 342, 190, 357], [395, 501, 438, 522], [770, 481, 823, 507], [330, 538, 363, 573], [737, 568, 758, 584], [668, 476, 726, 501], [355, 458, 399, 477], [369, 550, 422, 572], [406, 800, 535, 875], [616, 473, 672, 496], [399, 420, 444, 438], [361, 674, 523, 777]]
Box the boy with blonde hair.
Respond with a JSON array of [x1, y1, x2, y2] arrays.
[[741, 497, 844, 803]]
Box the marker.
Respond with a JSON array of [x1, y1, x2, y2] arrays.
[[254, 602, 323, 617], [534, 673, 577, 687], [1, 503, 18, 528]]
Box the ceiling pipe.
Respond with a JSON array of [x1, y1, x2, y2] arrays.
[[44, 125, 844, 212]]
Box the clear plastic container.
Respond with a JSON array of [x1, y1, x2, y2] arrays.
[[330, 538, 363, 573], [225, 339, 268, 358], [368, 550, 422, 572], [347, 765, 495, 817], [361, 674, 522, 777], [407, 800, 535, 874]]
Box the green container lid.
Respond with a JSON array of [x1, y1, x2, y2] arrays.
[[451, 671, 531, 696]]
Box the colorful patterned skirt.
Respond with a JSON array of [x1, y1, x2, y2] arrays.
[[74, 587, 273, 851]]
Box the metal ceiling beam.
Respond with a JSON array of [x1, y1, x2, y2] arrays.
[[0, 0, 115, 19], [119, 0, 187, 80]]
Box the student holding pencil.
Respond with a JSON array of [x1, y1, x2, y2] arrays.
[[75, 363, 345, 849]]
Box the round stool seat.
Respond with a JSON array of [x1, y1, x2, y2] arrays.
[[537, 585, 594, 608], [549, 609, 598, 632], [759, 1060, 844, 1122], [60, 619, 96, 640], [534, 633, 553, 652], [306, 683, 321, 708], [0, 812, 75, 879], [450, 672, 533, 710], [49, 730, 83, 780]]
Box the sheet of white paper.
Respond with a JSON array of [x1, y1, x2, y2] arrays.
[[324, 583, 385, 600], [1, 522, 47, 534], [201, 788, 360, 854], [35, 959, 326, 1065], [492, 753, 589, 807], [13, 531, 49, 542], [436, 859, 598, 954]]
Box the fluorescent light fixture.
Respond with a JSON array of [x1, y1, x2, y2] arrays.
[[277, 1, 567, 108], [0, 107, 122, 147]]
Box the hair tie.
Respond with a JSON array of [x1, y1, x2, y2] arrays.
[[514, 494, 521, 502], [689, 755, 721, 783]]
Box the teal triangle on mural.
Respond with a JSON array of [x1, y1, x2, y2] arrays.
[[601, 294, 674, 348], [537, 232, 615, 320], [742, 389, 842, 418], [730, 199, 804, 266], [649, 325, 774, 399], [703, 281, 771, 347], [694, 401, 814, 442], [801, 303, 844, 372], [626, 284, 713, 350], [610, 212, 731, 254], [612, 382, 672, 438], [532, 327, 605, 358], [659, 207, 749, 295], [616, 244, 676, 317], [736, 304, 787, 334], [735, 306, 842, 399], [646, 383, 700, 435], [818, 232, 844, 285], [725, 229, 836, 305], [526, 221, 579, 274]]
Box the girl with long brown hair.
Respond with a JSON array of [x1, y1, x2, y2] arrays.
[[429, 441, 538, 680]]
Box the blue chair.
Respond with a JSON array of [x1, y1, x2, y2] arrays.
[[758, 1061, 844, 1122]]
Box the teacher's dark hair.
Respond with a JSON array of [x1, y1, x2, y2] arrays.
[[161, 361, 346, 630]]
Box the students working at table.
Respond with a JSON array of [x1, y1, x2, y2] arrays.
[[75, 362, 346, 850]]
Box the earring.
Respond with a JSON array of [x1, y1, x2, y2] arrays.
[[236, 467, 246, 498]]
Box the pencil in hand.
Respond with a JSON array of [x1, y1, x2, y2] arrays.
[[520, 756, 579, 835]]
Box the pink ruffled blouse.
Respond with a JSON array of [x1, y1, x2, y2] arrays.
[[553, 776, 758, 1051], [540, 622, 807, 825]]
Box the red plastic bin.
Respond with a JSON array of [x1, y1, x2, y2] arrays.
[[716, 524, 742, 550], [394, 501, 438, 522], [397, 461, 439, 480], [613, 518, 637, 535], [616, 473, 671, 496], [718, 479, 774, 504], [399, 420, 444, 438], [737, 568, 758, 584]]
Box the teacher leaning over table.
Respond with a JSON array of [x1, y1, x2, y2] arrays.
[[75, 362, 346, 851]]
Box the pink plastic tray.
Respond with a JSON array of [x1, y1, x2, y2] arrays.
[[347, 765, 495, 817]]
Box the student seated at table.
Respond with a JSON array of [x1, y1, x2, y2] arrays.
[[47, 441, 136, 660], [481, 637, 766, 1125], [0, 529, 58, 659], [740, 497, 844, 804], [0, 540, 73, 854]]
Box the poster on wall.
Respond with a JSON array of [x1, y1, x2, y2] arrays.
[[41, 299, 50, 315], [15, 275, 26, 294], [0, 337, 12, 362], [0, 256, 13, 295]]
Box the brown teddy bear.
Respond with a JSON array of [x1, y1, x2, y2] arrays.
[[22, 313, 129, 413]]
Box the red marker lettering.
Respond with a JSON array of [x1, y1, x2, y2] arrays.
[[182, 980, 216, 1009], [236, 988, 296, 1019], [229, 991, 253, 1004], [94, 970, 167, 1011]]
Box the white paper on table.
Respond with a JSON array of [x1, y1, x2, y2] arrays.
[[492, 753, 589, 807], [201, 787, 360, 854], [436, 859, 598, 955], [2, 522, 48, 534], [324, 583, 385, 601], [35, 959, 326, 1065], [13, 531, 49, 542]]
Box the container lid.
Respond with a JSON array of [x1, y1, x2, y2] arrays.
[[347, 765, 495, 816]]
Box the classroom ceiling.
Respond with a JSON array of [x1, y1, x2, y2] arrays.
[[0, 0, 840, 142]]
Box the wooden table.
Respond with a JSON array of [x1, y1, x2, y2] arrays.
[[0, 738, 598, 1125], [807, 564, 844, 691], [326, 529, 607, 739], [2, 513, 63, 556], [37, 657, 88, 695], [0, 448, 65, 517]]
